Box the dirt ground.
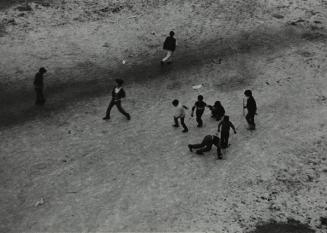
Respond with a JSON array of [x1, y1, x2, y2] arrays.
[[1, 0, 327, 232]]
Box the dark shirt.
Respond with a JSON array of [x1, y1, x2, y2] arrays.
[[192, 100, 207, 112], [111, 87, 126, 101], [218, 120, 236, 134], [163, 36, 176, 51], [203, 135, 221, 156], [33, 72, 44, 89], [246, 96, 257, 114]]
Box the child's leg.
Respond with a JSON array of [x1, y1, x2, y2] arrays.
[[180, 117, 188, 132], [173, 117, 179, 127], [162, 50, 173, 62]]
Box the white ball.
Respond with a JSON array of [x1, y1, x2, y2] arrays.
[[122, 60, 126, 64]]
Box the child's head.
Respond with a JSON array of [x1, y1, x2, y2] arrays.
[[215, 101, 221, 106], [115, 79, 124, 87], [197, 95, 203, 101], [244, 89, 252, 97], [172, 99, 179, 106], [224, 115, 229, 121], [169, 31, 175, 37], [39, 67, 47, 74]]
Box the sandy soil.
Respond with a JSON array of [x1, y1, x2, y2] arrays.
[[0, 0, 327, 232]]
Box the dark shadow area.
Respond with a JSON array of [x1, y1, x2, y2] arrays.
[[0, 24, 326, 129], [248, 219, 315, 233]]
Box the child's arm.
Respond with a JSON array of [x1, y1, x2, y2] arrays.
[[191, 104, 196, 116], [230, 122, 237, 133], [218, 122, 222, 132]]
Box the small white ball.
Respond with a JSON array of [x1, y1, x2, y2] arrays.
[[122, 60, 126, 64]]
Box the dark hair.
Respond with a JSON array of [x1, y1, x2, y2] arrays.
[[39, 67, 47, 73], [198, 95, 203, 101], [244, 90, 252, 97], [214, 101, 221, 106], [169, 31, 175, 37], [172, 99, 179, 106], [115, 79, 124, 86], [224, 115, 229, 121]]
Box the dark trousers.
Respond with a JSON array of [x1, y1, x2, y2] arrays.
[[246, 112, 256, 129], [196, 109, 204, 127], [174, 117, 188, 131], [220, 131, 229, 149], [105, 99, 130, 118], [190, 136, 212, 154], [35, 88, 45, 105]]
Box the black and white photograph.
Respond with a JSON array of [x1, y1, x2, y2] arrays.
[[0, 0, 327, 232]]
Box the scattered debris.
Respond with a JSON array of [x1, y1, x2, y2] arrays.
[[103, 42, 110, 48], [192, 84, 203, 90], [314, 20, 322, 24], [289, 19, 306, 26], [265, 81, 270, 85], [35, 198, 44, 207], [272, 13, 284, 19]]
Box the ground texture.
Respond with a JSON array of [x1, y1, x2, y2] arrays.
[[0, 0, 327, 232]]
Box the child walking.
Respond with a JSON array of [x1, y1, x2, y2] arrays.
[[191, 95, 207, 127], [161, 31, 176, 65], [218, 115, 237, 149], [172, 99, 188, 133], [103, 79, 131, 121]]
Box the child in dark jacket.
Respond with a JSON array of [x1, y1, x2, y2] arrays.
[[208, 101, 225, 121], [188, 134, 223, 159], [244, 89, 257, 130], [103, 79, 131, 121], [218, 115, 236, 149], [191, 95, 207, 127], [161, 31, 176, 64]]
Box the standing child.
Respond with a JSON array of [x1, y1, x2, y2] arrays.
[[172, 99, 188, 133], [33, 67, 47, 106], [218, 115, 237, 149], [103, 79, 131, 121], [161, 31, 176, 65], [191, 95, 207, 127], [244, 89, 257, 130]]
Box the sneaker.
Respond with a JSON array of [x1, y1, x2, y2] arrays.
[[188, 145, 193, 152], [217, 155, 223, 160], [197, 125, 202, 128], [126, 114, 131, 120], [160, 61, 164, 65], [103, 116, 110, 120], [182, 129, 188, 133], [172, 124, 179, 128], [167, 61, 172, 65]]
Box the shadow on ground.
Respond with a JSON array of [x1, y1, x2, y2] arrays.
[[249, 219, 315, 233], [0, 24, 326, 129]]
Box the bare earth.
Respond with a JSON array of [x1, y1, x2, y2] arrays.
[[0, 0, 327, 232]]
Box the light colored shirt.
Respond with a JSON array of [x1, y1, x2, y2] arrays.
[[174, 104, 186, 118], [114, 87, 122, 94]]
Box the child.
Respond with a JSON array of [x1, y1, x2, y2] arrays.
[[172, 99, 188, 133], [191, 95, 207, 127], [208, 101, 225, 121], [244, 89, 257, 130], [188, 134, 222, 159], [161, 31, 176, 65], [218, 115, 236, 149], [33, 67, 47, 106], [103, 79, 131, 121]]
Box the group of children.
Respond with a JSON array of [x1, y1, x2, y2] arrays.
[[32, 30, 257, 160]]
